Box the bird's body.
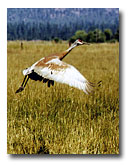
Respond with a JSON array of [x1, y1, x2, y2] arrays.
[[16, 39, 101, 94]]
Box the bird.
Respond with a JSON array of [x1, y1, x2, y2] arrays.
[[16, 39, 101, 94]]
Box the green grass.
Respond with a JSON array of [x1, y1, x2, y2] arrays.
[[7, 41, 119, 154]]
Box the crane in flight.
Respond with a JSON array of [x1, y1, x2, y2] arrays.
[[16, 39, 101, 94]]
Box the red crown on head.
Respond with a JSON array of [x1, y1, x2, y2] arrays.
[[78, 39, 82, 42]]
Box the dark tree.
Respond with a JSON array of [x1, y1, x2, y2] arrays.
[[104, 29, 113, 41]]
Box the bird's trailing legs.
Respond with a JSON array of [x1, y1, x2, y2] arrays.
[[15, 75, 29, 93]]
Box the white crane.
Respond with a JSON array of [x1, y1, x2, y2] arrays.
[[16, 39, 101, 94]]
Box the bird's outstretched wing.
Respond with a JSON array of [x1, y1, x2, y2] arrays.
[[26, 58, 98, 94]]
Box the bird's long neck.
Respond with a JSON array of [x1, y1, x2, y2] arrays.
[[59, 44, 76, 60]]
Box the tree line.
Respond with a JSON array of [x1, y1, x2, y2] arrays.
[[69, 28, 119, 44], [7, 22, 119, 42], [7, 22, 75, 41]]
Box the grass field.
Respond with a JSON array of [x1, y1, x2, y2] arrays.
[[7, 41, 119, 154]]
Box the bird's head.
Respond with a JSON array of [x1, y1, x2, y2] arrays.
[[72, 39, 90, 47]]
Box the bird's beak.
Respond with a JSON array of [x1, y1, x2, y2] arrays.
[[83, 42, 90, 45]]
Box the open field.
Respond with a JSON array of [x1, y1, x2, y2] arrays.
[[7, 41, 119, 154]]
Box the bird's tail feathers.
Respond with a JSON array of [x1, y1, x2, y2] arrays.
[[23, 67, 32, 75]]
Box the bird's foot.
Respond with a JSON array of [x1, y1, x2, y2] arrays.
[[15, 86, 24, 93]]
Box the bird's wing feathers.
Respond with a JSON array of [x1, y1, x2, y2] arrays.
[[32, 58, 94, 94]]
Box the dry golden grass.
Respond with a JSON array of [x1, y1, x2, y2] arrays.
[[7, 41, 119, 154]]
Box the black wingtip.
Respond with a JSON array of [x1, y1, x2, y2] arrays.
[[15, 86, 24, 93], [97, 80, 102, 87]]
